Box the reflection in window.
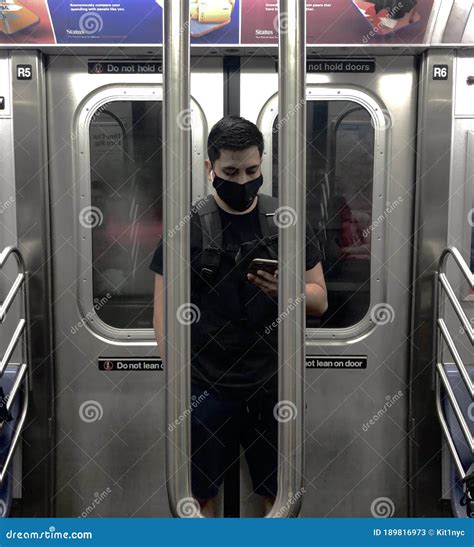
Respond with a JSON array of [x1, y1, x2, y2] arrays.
[[90, 101, 163, 329], [272, 101, 374, 328]]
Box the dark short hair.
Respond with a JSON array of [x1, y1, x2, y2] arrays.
[[207, 116, 264, 165]]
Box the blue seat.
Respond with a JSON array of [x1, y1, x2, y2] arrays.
[[0, 366, 23, 518], [444, 364, 474, 518]]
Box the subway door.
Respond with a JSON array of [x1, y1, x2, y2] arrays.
[[241, 56, 417, 517], [46, 55, 222, 517]]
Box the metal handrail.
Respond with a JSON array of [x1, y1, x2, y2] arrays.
[[0, 246, 30, 484], [0, 272, 24, 323], [439, 255, 474, 346], [163, 0, 194, 518], [435, 246, 474, 480], [265, 0, 307, 519]]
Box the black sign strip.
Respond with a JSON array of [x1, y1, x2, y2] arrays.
[[306, 356, 367, 369], [98, 358, 163, 371], [306, 59, 375, 73], [88, 62, 163, 75]]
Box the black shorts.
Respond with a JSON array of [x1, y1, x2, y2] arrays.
[[190, 382, 278, 499]]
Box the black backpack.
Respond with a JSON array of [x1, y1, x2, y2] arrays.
[[195, 193, 279, 282]]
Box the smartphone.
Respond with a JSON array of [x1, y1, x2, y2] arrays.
[[247, 258, 278, 277]]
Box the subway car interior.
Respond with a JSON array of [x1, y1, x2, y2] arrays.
[[0, 0, 473, 519]]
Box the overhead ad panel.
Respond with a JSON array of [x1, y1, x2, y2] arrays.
[[0, 1, 472, 46]]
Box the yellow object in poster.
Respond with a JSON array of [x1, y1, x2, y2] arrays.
[[190, 0, 234, 24], [0, 0, 39, 35]]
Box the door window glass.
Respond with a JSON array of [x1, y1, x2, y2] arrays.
[[89, 101, 163, 329], [272, 101, 374, 328]]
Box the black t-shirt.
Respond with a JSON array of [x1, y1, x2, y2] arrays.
[[149, 195, 322, 398]]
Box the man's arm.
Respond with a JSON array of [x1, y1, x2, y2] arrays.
[[305, 262, 328, 317], [153, 273, 165, 359]]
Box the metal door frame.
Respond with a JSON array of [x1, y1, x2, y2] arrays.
[[73, 85, 207, 344], [258, 86, 390, 344]]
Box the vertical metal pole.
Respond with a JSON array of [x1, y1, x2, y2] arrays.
[[163, 0, 196, 518], [267, 0, 306, 518]]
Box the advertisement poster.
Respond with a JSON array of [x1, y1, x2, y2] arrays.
[[47, 0, 163, 44], [241, 0, 435, 45], [0, 0, 55, 44]]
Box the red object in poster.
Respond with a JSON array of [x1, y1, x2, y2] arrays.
[[0, 0, 55, 43], [352, 0, 421, 35]]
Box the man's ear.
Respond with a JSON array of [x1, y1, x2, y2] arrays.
[[205, 159, 213, 182]]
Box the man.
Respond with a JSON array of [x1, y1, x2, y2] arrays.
[[150, 116, 327, 517]]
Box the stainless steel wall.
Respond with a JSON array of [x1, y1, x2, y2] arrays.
[[410, 49, 455, 517], [10, 51, 54, 516]]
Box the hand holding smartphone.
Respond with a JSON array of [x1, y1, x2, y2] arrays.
[[246, 258, 278, 278]]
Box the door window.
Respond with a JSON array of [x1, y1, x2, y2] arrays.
[[89, 101, 163, 329], [272, 101, 374, 328]]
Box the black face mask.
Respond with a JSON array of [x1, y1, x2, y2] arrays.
[[212, 171, 263, 211]]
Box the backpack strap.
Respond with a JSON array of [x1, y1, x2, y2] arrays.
[[197, 193, 279, 278], [257, 194, 279, 238], [196, 195, 223, 282], [257, 194, 279, 260]]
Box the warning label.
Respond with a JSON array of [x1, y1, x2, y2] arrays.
[[306, 356, 367, 369], [98, 358, 163, 371]]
